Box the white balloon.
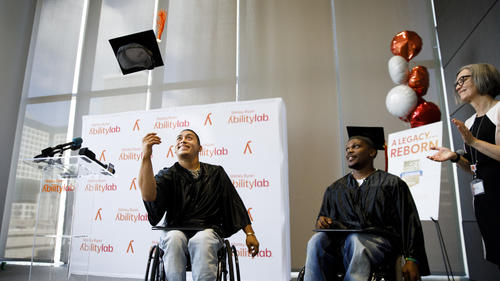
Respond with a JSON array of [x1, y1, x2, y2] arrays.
[[388, 55, 409, 84], [386, 85, 418, 118]]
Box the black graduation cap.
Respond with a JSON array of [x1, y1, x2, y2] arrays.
[[109, 30, 164, 75], [346, 126, 386, 150]]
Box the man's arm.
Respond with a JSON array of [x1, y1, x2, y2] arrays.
[[395, 178, 430, 277], [243, 224, 259, 257], [139, 133, 161, 201]]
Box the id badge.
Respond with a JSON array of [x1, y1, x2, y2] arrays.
[[470, 178, 485, 196]]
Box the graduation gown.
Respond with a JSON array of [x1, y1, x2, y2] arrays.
[[143, 162, 251, 238], [319, 170, 430, 275]]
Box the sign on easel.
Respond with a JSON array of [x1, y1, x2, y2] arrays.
[[388, 121, 442, 220]]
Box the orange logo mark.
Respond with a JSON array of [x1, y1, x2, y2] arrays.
[[127, 240, 134, 254], [99, 150, 106, 162], [244, 141, 253, 154], [95, 208, 102, 221], [204, 113, 213, 126], [247, 208, 253, 222], [133, 119, 140, 131], [130, 178, 137, 190], [166, 145, 175, 158]]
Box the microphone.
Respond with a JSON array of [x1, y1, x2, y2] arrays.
[[35, 137, 83, 158], [54, 137, 83, 150], [78, 147, 116, 174]]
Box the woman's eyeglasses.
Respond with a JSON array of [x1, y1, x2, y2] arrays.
[[454, 75, 471, 88]]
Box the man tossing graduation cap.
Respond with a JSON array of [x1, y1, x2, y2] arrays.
[[303, 126, 430, 281]]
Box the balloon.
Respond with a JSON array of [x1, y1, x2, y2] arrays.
[[409, 99, 441, 128], [388, 56, 409, 84], [386, 85, 418, 118], [390, 31, 422, 61], [399, 115, 410, 123], [408, 66, 429, 96]]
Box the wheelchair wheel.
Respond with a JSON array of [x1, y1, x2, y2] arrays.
[[231, 245, 241, 281], [297, 266, 305, 281], [224, 240, 235, 281], [145, 245, 164, 281], [144, 246, 155, 281], [216, 245, 226, 281]]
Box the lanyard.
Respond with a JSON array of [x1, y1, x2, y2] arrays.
[[470, 116, 485, 178]]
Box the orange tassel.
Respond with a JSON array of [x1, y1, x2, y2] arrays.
[[156, 9, 167, 41]]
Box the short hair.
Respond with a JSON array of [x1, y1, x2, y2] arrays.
[[457, 63, 500, 98], [180, 129, 201, 145], [348, 136, 377, 158]]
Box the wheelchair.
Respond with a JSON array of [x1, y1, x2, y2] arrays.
[[144, 228, 241, 281], [296, 255, 403, 281]]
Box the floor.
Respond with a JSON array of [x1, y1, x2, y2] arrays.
[[0, 263, 470, 281]]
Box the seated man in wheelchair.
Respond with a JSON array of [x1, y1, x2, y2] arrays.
[[139, 129, 259, 281], [303, 127, 430, 281]]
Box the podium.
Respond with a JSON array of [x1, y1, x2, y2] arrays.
[[23, 155, 114, 281]]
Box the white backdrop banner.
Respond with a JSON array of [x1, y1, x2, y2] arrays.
[[70, 98, 290, 281], [387, 121, 443, 220]]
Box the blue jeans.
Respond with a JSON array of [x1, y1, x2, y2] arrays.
[[304, 232, 393, 281], [159, 229, 223, 281]]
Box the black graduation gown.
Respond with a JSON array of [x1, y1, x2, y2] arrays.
[[143, 162, 251, 238], [318, 170, 430, 276]]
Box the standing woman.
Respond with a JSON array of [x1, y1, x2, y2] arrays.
[[428, 63, 500, 268]]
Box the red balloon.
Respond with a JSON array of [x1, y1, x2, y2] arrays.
[[409, 99, 441, 128], [390, 31, 422, 61], [399, 116, 410, 123], [408, 66, 429, 96]]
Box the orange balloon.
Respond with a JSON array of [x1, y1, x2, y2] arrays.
[[390, 31, 422, 61], [408, 66, 429, 96]]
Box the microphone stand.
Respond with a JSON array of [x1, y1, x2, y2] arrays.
[[431, 217, 454, 281]]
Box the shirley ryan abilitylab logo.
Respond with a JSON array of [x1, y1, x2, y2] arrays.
[[230, 174, 270, 190], [89, 122, 121, 135], [126, 240, 135, 254], [199, 144, 228, 158], [204, 113, 213, 126], [42, 179, 75, 193], [95, 208, 103, 221], [153, 116, 190, 130], [85, 180, 117, 192], [232, 242, 273, 258], [115, 208, 148, 223], [130, 177, 137, 190], [119, 147, 144, 161], [227, 110, 269, 125], [243, 141, 253, 154], [133, 119, 141, 131], [247, 208, 254, 222], [80, 238, 114, 254]]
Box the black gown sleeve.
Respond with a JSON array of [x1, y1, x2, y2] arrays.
[[318, 186, 333, 219], [143, 168, 170, 226], [219, 166, 251, 237], [394, 177, 430, 275]]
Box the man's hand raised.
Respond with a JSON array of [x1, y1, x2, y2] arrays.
[[142, 132, 162, 157]]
